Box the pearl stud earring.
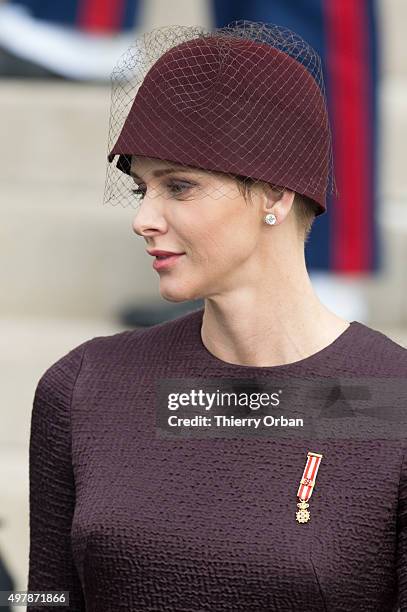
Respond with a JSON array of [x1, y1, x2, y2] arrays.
[[264, 213, 277, 225]]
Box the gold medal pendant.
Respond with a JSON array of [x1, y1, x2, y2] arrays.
[[296, 451, 323, 523], [296, 500, 310, 523]]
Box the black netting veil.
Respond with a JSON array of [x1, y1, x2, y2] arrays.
[[103, 20, 338, 216]]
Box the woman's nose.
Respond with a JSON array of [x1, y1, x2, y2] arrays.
[[132, 207, 166, 237]]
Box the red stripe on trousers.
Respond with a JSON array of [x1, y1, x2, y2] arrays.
[[78, 0, 125, 33], [323, 0, 372, 271]]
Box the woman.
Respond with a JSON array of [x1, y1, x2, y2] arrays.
[[28, 21, 407, 611]]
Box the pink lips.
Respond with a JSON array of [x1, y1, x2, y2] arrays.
[[152, 253, 184, 271]]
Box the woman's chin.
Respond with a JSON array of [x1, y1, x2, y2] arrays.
[[160, 283, 197, 302], [159, 285, 194, 303]]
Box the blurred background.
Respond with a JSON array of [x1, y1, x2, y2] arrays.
[[0, 0, 406, 604]]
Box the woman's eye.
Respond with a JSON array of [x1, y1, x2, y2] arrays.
[[131, 180, 194, 201], [132, 186, 146, 201], [167, 181, 194, 196]]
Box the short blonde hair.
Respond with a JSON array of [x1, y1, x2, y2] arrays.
[[234, 176, 318, 243]]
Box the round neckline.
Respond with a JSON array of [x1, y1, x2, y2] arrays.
[[194, 309, 359, 372]]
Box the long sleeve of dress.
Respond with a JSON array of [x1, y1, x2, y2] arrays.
[[27, 340, 90, 611], [397, 442, 407, 611]]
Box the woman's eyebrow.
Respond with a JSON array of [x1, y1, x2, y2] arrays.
[[129, 167, 200, 181]]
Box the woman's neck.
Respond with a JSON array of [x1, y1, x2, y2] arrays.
[[201, 282, 350, 368]]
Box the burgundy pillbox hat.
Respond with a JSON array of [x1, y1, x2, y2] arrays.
[[105, 22, 338, 215]]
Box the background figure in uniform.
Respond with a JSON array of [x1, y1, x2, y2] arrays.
[[0, 0, 142, 79]]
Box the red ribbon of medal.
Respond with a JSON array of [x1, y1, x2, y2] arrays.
[[296, 451, 323, 523]]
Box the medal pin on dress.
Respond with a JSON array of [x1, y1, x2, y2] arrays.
[[296, 451, 323, 523]]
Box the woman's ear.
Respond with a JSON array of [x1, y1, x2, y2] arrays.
[[263, 185, 295, 221]]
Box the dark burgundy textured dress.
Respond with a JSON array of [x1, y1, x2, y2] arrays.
[[27, 308, 407, 611]]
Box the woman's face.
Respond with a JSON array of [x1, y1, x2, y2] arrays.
[[131, 155, 273, 302]]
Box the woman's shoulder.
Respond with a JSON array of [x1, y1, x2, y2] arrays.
[[353, 320, 406, 347], [84, 306, 202, 354], [38, 307, 203, 382], [352, 321, 407, 376]]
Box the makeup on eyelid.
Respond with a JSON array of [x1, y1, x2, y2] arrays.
[[132, 179, 198, 200]]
